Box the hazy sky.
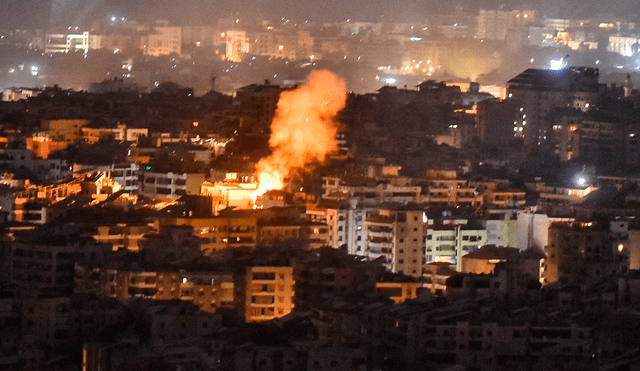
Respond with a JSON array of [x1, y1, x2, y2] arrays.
[[0, 0, 638, 29]]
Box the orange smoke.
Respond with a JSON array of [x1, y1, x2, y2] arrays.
[[255, 70, 347, 196]]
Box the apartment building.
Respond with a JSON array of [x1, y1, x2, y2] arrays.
[[364, 206, 426, 277], [507, 67, 605, 147], [421, 169, 483, 207], [244, 266, 295, 322], [322, 176, 421, 205], [425, 221, 488, 271], [144, 27, 181, 56], [76, 268, 235, 313], [139, 170, 205, 198], [543, 221, 619, 285], [11, 241, 110, 293]]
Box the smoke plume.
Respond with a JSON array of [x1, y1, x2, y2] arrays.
[[255, 70, 347, 195]]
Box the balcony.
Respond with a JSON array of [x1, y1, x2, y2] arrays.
[[368, 230, 393, 239]]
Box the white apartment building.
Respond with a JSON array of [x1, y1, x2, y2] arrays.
[[516, 210, 574, 251], [426, 222, 487, 271], [323, 198, 372, 253]]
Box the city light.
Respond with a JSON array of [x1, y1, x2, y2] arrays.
[[385, 78, 396, 84], [549, 59, 565, 70]]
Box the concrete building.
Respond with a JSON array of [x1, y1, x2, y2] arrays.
[[322, 176, 422, 205], [226, 30, 250, 61], [107, 163, 140, 192], [75, 267, 235, 313], [552, 115, 619, 162], [2, 87, 40, 102], [144, 27, 181, 56], [425, 221, 488, 271], [244, 266, 295, 322], [543, 222, 617, 285], [476, 9, 536, 41], [139, 171, 205, 199], [41, 119, 89, 143], [507, 67, 605, 147], [364, 206, 426, 277], [45, 32, 89, 54], [93, 223, 153, 252], [421, 169, 483, 207], [11, 241, 110, 293], [158, 214, 258, 253], [485, 218, 518, 247], [516, 211, 574, 251], [250, 29, 297, 60], [0, 148, 70, 181]]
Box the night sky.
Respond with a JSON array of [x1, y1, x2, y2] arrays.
[[0, 0, 638, 29]]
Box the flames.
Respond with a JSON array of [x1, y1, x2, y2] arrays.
[[254, 70, 347, 197]]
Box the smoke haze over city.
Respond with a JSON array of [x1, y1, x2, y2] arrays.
[[1, 0, 638, 29]]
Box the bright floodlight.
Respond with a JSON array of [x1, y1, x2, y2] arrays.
[[385, 77, 396, 85], [549, 59, 564, 70], [575, 175, 587, 187]]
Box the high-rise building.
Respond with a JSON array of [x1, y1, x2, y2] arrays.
[[507, 67, 605, 147]]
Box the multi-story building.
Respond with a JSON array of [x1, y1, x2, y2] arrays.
[[552, 115, 619, 162], [250, 29, 297, 60], [476, 98, 519, 147], [507, 67, 605, 147], [107, 163, 140, 192], [608, 35, 640, 57], [26, 133, 68, 159], [417, 321, 592, 370], [322, 176, 422, 205], [143, 27, 181, 56], [225, 30, 250, 61], [516, 211, 574, 251], [244, 266, 295, 322], [158, 213, 258, 253], [476, 9, 536, 41], [20, 296, 73, 351], [11, 241, 110, 293], [81, 125, 148, 144], [364, 206, 426, 277], [421, 169, 483, 207], [88, 33, 134, 53], [139, 170, 205, 198], [41, 119, 89, 143], [321, 198, 371, 253], [235, 81, 285, 130], [425, 220, 488, 271], [543, 221, 617, 285], [93, 223, 154, 252], [75, 267, 235, 313], [45, 32, 89, 54], [0, 148, 70, 181], [200, 180, 257, 212], [475, 181, 526, 209]]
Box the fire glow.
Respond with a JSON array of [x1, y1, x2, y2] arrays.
[[254, 70, 347, 197]]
